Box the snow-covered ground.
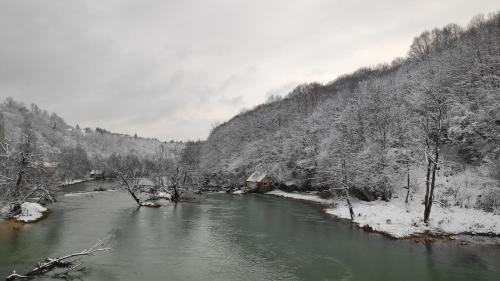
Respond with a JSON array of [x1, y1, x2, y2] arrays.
[[157, 191, 171, 199], [327, 199, 500, 238], [64, 190, 116, 197], [267, 190, 333, 204], [14, 202, 48, 222], [267, 190, 500, 239], [61, 178, 89, 186]]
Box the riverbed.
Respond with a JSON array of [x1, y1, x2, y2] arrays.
[[1, 181, 499, 281]]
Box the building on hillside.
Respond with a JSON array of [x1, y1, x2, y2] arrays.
[[245, 171, 273, 193], [89, 169, 104, 179]]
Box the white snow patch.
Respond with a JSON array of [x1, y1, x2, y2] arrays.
[[326, 199, 500, 238], [141, 201, 159, 207], [157, 192, 171, 199], [232, 190, 244, 195], [246, 171, 268, 182], [15, 202, 48, 222], [267, 190, 333, 204], [64, 190, 115, 197], [61, 179, 87, 186]]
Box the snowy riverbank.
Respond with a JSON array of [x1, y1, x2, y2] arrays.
[[267, 190, 333, 204], [60, 178, 93, 186], [267, 190, 500, 240], [13, 202, 48, 223]]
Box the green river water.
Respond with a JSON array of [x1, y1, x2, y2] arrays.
[[1, 180, 499, 281]]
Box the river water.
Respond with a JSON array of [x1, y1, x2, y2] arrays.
[[1, 180, 499, 281]]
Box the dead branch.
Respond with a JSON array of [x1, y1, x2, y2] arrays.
[[5, 238, 112, 281]]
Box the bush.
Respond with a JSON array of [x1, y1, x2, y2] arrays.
[[476, 189, 500, 213]]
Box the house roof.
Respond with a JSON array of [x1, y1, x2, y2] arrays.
[[246, 171, 268, 182]]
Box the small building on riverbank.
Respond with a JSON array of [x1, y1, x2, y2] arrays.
[[245, 171, 273, 193], [89, 169, 104, 179]]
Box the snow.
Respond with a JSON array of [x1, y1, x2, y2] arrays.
[[246, 171, 268, 182], [141, 201, 160, 207], [157, 192, 171, 199], [64, 190, 113, 197], [267, 190, 333, 204], [232, 190, 244, 195], [15, 202, 48, 222], [62, 179, 87, 186], [268, 190, 500, 239], [326, 198, 500, 238]]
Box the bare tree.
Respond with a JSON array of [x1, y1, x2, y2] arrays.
[[115, 169, 147, 207], [1, 133, 57, 219], [409, 59, 452, 223]]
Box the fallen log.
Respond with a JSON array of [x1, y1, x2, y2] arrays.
[[5, 238, 111, 281]]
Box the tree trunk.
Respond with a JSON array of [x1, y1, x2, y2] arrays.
[[14, 153, 28, 198], [126, 188, 142, 206], [118, 173, 142, 206], [424, 155, 431, 207], [424, 140, 440, 223], [405, 167, 410, 203], [345, 188, 355, 220], [172, 184, 179, 202], [342, 158, 355, 220], [171, 167, 180, 202]]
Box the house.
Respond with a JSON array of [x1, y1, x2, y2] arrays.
[[89, 170, 104, 179], [245, 171, 273, 193]]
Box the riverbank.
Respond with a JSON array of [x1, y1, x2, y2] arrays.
[[59, 178, 94, 186], [0, 202, 49, 224], [267, 190, 500, 243], [0, 178, 105, 224]]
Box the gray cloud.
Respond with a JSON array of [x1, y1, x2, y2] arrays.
[[0, 0, 498, 140]]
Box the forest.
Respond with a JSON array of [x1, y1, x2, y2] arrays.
[[0, 12, 499, 233], [188, 12, 500, 217]]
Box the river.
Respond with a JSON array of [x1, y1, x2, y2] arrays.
[[1, 180, 499, 281]]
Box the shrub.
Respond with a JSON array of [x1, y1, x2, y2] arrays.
[[476, 189, 500, 213]]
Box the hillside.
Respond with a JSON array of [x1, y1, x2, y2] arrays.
[[0, 97, 183, 169], [193, 13, 500, 212]]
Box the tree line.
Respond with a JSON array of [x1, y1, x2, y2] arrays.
[[189, 12, 500, 221]]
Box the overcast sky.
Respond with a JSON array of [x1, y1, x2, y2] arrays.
[[0, 1, 498, 141]]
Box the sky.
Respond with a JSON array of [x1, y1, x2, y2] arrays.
[[0, 1, 498, 141]]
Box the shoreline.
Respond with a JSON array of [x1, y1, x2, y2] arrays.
[[1, 178, 100, 224], [266, 190, 500, 245], [58, 178, 96, 187]]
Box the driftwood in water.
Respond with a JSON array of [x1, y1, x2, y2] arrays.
[[5, 239, 111, 281]]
